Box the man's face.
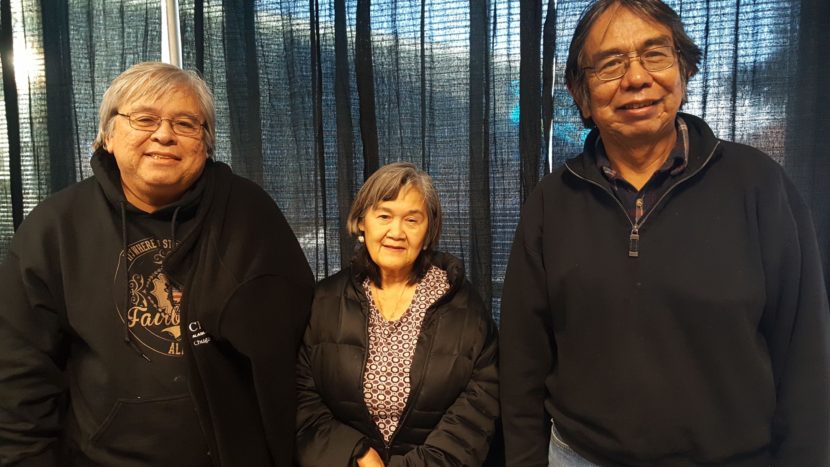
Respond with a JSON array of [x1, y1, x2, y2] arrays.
[[105, 87, 207, 211], [577, 6, 686, 146]]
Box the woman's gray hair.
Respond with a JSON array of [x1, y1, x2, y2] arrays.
[[564, 0, 702, 128], [347, 162, 443, 286], [92, 62, 216, 156]]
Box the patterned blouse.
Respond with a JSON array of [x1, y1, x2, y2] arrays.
[[361, 266, 450, 443]]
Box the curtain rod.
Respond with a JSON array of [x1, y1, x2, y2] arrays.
[[161, 0, 182, 67]]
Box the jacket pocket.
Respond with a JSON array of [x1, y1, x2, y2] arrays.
[[88, 394, 210, 465]]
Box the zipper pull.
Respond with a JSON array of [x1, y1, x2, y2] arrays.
[[628, 226, 640, 258], [635, 197, 644, 223]]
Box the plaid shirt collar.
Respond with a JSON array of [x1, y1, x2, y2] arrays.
[[596, 116, 690, 182]]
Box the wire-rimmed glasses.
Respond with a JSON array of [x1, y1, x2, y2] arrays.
[[584, 45, 678, 81], [117, 112, 205, 138]]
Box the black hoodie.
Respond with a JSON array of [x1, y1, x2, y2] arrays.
[[0, 151, 314, 466]]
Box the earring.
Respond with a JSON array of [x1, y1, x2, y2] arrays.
[[358, 235, 365, 243]]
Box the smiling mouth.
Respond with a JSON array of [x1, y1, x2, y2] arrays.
[[620, 100, 659, 110], [147, 153, 180, 161]]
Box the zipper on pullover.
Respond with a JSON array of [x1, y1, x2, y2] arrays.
[[565, 140, 720, 258], [629, 226, 640, 257]]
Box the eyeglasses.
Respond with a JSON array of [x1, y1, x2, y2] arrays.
[[583, 45, 678, 81], [117, 112, 205, 137]]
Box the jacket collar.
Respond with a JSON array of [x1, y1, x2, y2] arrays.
[[564, 112, 720, 186], [346, 251, 467, 311]]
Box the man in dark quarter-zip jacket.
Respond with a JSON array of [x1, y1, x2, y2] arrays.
[[0, 62, 313, 466], [499, 1, 830, 466]]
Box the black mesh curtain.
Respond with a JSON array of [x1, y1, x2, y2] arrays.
[[786, 0, 830, 295], [176, 0, 519, 312], [0, 0, 163, 255], [1, 0, 828, 314]]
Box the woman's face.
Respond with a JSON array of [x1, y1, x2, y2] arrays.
[[358, 186, 429, 282]]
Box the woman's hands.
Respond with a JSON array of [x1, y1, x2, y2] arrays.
[[356, 447, 385, 467]]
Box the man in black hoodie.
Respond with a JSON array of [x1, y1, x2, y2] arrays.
[[0, 62, 314, 466]]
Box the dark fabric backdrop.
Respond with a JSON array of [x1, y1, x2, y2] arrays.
[[1, 0, 828, 318]]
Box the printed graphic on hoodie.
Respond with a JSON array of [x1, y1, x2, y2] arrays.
[[114, 237, 184, 357]]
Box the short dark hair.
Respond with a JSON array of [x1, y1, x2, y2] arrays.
[[564, 0, 702, 128], [347, 162, 442, 287]]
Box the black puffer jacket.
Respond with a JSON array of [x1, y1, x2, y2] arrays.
[[295, 252, 499, 466]]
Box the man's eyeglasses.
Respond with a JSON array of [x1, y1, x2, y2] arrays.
[[584, 45, 678, 81], [117, 112, 205, 138]]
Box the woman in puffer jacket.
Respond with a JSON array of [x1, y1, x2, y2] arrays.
[[295, 162, 499, 466]]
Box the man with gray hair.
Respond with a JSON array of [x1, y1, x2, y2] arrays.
[[500, 1, 830, 466], [0, 62, 314, 466]]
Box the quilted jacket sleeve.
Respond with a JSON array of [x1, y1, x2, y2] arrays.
[[294, 329, 368, 466]]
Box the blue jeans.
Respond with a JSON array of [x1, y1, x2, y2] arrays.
[[548, 421, 601, 467]]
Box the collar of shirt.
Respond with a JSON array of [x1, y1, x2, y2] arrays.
[[595, 116, 690, 183]]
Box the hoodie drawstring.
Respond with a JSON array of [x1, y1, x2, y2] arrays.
[[120, 201, 151, 362], [170, 205, 181, 246]]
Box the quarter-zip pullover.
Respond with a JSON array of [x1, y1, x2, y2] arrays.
[[500, 113, 830, 466]]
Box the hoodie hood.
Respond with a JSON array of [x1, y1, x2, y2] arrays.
[[90, 148, 208, 218]]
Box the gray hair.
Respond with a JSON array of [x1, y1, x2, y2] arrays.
[[564, 0, 702, 128], [92, 62, 216, 156], [347, 162, 442, 286]]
